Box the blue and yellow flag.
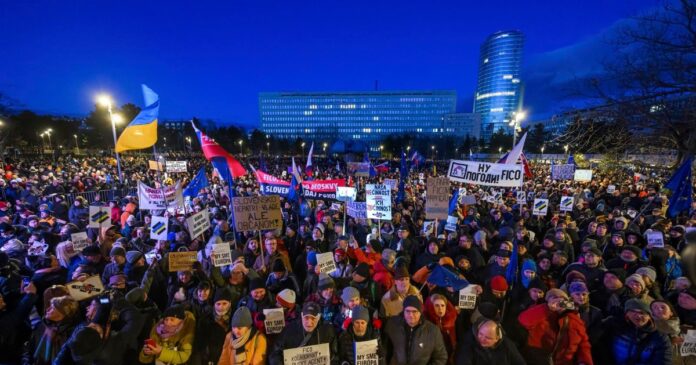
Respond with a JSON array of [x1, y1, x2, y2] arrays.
[[115, 84, 159, 152]]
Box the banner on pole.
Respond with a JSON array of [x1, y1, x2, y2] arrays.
[[347, 162, 371, 177], [646, 231, 664, 248], [533, 198, 549, 216], [148, 160, 164, 171], [186, 210, 210, 239], [88, 206, 111, 228], [336, 187, 357, 202], [447, 160, 524, 187], [366, 184, 392, 220], [444, 216, 458, 232], [166, 161, 187, 173], [231, 195, 283, 231], [347, 202, 367, 219], [301, 179, 346, 200], [384, 178, 398, 191], [426, 177, 450, 220], [138, 181, 184, 210], [150, 216, 169, 240], [560, 196, 574, 212], [255, 170, 291, 197], [574, 169, 593, 182], [551, 164, 576, 180]]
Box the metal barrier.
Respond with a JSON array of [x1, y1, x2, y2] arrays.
[[64, 187, 137, 205]]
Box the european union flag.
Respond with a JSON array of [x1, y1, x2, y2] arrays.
[[505, 241, 519, 287], [183, 167, 209, 199], [116, 85, 159, 152], [427, 265, 469, 291], [665, 157, 693, 218], [288, 174, 300, 203], [448, 188, 460, 215]]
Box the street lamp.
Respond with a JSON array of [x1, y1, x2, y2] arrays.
[[323, 142, 327, 155], [379, 145, 384, 158], [238, 140, 243, 156], [509, 110, 526, 148], [73, 134, 79, 154], [498, 147, 503, 154], [185, 136, 192, 151], [96, 94, 123, 181], [540, 145, 545, 161], [44, 129, 52, 149], [266, 141, 270, 154], [40, 133, 46, 150], [301, 142, 306, 155], [564, 144, 569, 156]]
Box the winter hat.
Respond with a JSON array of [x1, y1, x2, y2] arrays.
[[353, 263, 370, 279], [402, 295, 422, 312], [231, 307, 253, 328], [565, 270, 587, 285], [496, 249, 512, 258], [67, 327, 102, 359], [528, 277, 548, 292], [162, 305, 186, 320], [249, 277, 265, 291], [302, 301, 321, 317], [569, 281, 589, 294], [125, 251, 143, 264], [382, 249, 396, 263], [498, 227, 514, 241], [490, 275, 509, 292], [620, 245, 642, 258], [109, 246, 125, 258], [521, 259, 537, 273], [276, 289, 296, 308], [307, 251, 318, 266], [545, 288, 569, 302], [586, 247, 603, 257], [272, 258, 286, 273], [439, 257, 454, 268], [393, 265, 410, 280], [50, 296, 79, 319], [604, 268, 627, 282], [351, 305, 370, 322], [478, 302, 499, 320], [318, 273, 335, 291], [341, 286, 360, 304], [626, 274, 646, 290], [624, 298, 650, 314], [81, 245, 101, 257], [214, 288, 234, 303], [636, 266, 657, 282], [125, 288, 146, 304]]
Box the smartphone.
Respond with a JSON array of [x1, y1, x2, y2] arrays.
[[144, 339, 156, 348]]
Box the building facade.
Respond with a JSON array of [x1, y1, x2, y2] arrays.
[[443, 113, 481, 139], [474, 30, 525, 141], [259, 90, 457, 144]]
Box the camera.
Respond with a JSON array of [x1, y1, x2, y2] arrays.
[[558, 299, 575, 310]]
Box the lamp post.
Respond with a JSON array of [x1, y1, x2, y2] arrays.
[[564, 144, 569, 158], [185, 136, 192, 151], [44, 129, 52, 149], [266, 141, 270, 155], [509, 110, 526, 148], [97, 94, 123, 182], [40, 133, 46, 151], [540, 145, 545, 161], [301, 142, 306, 156], [238, 140, 243, 156], [73, 134, 79, 154], [323, 142, 327, 155], [431, 145, 435, 160], [379, 145, 384, 158]]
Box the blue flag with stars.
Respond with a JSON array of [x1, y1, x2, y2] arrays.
[[665, 156, 693, 218]]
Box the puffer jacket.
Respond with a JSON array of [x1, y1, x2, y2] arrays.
[[217, 327, 267, 365], [605, 317, 672, 365], [138, 310, 196, 365], [383, 315, 448, 365]]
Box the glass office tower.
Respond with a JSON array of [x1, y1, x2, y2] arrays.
[[474, 30, 524, 141], [259, 90, 456, 144]]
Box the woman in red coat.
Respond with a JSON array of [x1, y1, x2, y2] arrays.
[[518, 288, 593, 365], [424, 293, 458, 365]]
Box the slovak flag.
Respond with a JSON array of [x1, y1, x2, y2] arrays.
[[374, 162, 389, 174], [305, 142, 314, 177], [191, 122, 247, 178], [411, 151, 425, 166]]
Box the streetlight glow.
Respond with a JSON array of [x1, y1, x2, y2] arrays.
[[111, 114, 124, 124], [96, 94, 113, 107]]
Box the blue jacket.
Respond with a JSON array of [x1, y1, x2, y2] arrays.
[[608, 318, 672, 365]]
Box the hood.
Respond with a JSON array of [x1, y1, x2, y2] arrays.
[[423, 296, 458, 326]]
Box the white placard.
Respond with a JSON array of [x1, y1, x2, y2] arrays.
[[336, 186, 357, 202], [560, 196, 574, 212], [316, 252, 337, 274], [70, 232, 91, 252], [366, 184, 392, 220], [681, 330, 696, 356], [88, 206, 111, 228], [138, 181, 184, 210], [263, 307, 285, 334], [607, 185, 616, 193], [574, 169, 593, 182], [533, 198, 549, 216], [211, 243, 232, 267], [447, 160, 524, 187], [186, 210, 210, 239], [445, 215, 458, 232], [422, 221, 435, 235], [460, 195, 477, 205], [27, 242, 48, 256], [646, 231, 664, 248], [384, 178, 398, 191], [458, 285, 477, 309], [283, 343, 330, 365], [166, 161, 187, 173], [346, 202, 367, 219], [516, 191, 526, 202], [355, 339, 379, 365], [67, 275, 105, 301], [150, 216, 169, 240]]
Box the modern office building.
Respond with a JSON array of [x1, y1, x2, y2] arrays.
[[259, 90, 457, 144], [443, 113, 481, 139], [474, 30, 525, 141]]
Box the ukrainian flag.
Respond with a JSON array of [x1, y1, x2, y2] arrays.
[[115, 84, 159, 152]]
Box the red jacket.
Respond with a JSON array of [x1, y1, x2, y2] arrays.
[[424, 297, 458, 362], [518, 304, 593, 365], [372, 260, 394, 294]]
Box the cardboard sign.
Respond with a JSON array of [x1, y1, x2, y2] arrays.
[[148, 160, 164, 171], [186, 210, 210, 239], [551, 164, 576, 180], [67, 275, 105, 301], [88, 206, 111, 228], [444, 215, 458, 232], [168, 251, 198, 272], [560, 196, 574, 212], [138, 181, 184, 210], [283, 343, 330, 365], [447, 160, 524, 187], [355, 339, 379, 365], [680, 330, 696, 357], [316, 252, 336, 274], [574, 169, 593, 182], [263, 307, 286, 334], [426, 177, 450, 220], [366, 184, 392, 220], [384, 178, 398, 191], [150, 216, 169, 240], [166, 161, 187, 173], [458, 285, 477, 309], [336, 186, 357, 202], [607, 185, 616, 193], [646, 231, 664, 248], [28, 242, 49, 256], [70, 232, 91, 252], [347, 202, 367, 219], [211, 243, 232, 267], [533, 198, 549, 216], [231, 195, 283, 231]]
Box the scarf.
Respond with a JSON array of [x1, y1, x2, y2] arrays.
[[156, 320, 184, 340], [215, 310, 231, 330], [231, 327, 253, 350]]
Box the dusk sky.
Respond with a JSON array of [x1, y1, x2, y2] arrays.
[[0, 0, 659, 128]]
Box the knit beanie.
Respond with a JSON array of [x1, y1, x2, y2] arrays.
[[351, 305, 370, 322], [545, 288, 569, 302], [109, 246, 126, 258], [624, 298, 650, 314], [626, 274, 646, 290], [402, 295, 422, 312], [318, 273, 335, 291], [636, 266, 657, 282], [569, 281, 589, 294], [231, 307, 253, 328], [214, 288, 234, 303], [341, 286, 360, 304], [353, 263, 370, 279], [276, 289, 296, 308], [249, 277, 265, 291], [489, 275, 509, 292], [605, 268, 627, 282], [528, 277, 548, 292], [272, 258, 286, 273], [162, 305, 186, 320], [382, 249, 396, 263], [125, 251, 143, 264]]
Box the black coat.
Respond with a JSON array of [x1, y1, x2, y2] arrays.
[[338, 325, 385, 365], [190, 311, 230, 365], [269, 321, 339, 365], [383, 316, 448, 365], [454, 328, 525, 365]]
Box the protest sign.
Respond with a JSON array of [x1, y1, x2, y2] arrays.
[[231, 195, 283, 231], [150, 216, 169, 240], [422, 221, 435, 236], [67, 275, 105, 301], [168, 251, 198, 272], [211, 243, 233, 267], [166, 161, 187, 173], [138, 181, 184, 210], [551, 164, 576, 180], [186, 210, 210, 239], [646, 231, 664, 248], [426, 177, 450, 220], [347, 202, 367, 219], [447, 160, 524, 187], [460, 195, 477, 205], [255, 170, 291, 197], [70, 232, 90, 252], [560, 196, 574, 212], [301, 179, 346, 200], [316, 252, 336, 274], [88, 206, 110, 228], [366, 184, 392, 220], [516, 191, 526, 202], [533, 198, 549, 216], [355, 339, 379, 365], [445, 215, 458, 232], [263, 308, 286, 334], [458, 285, 477, 309], [384, 178, 398, 191], [681, 330, 696, 357], [574, 169, 593, 182], [607, 185, 616, 193], [28, 242, 49, 256], [347, 162, 371, 177], [336, 186, 357, 202], [148, 160, 164, 171], [283, 343, 330, 365]]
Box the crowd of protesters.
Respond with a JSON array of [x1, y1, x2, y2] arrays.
[[0, 150, 694, 365]]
